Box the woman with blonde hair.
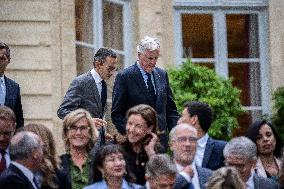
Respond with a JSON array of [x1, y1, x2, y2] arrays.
[[20, 123, 71, 189], [206, 167, 246, 189], [61, 108, 99, 189]]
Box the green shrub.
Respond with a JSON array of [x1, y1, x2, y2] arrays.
[[168, 60, 244, 140], [272, 87, 284, 140]]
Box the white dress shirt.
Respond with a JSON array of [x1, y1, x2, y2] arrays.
[[194, 133, 209, 167], [11, 161, 38, 189], [90, 68, 103, 97], [246, 171, 255, 189], [0, 148, 11, 168], [175, 162, 201, 189], [0, 76, 6, 105]]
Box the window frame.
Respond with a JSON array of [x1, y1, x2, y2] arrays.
[[75, 0, 133, 68], [173, 1, 270, 115]]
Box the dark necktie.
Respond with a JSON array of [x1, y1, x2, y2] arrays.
[[0, 151, 6, 174], [188, 182, 195, 189], [146, 73, 155, 97], [101, 80, 107, 112]]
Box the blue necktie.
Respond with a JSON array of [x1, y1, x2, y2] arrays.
[[146, 73, 155, 97], [188, 182, 195, 189]]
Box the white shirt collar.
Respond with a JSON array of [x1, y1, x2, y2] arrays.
[[197, 133, 209, 147], [246, 171, 255, 189], [90, 68, 103, 84]]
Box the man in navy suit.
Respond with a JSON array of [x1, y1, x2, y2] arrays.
[[178, 101, 226, 170], [0, 42, 24, 128], [111, 36, 179, 147], [0, 131, 44, 189]]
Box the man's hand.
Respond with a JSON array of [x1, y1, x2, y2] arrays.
[[92, 118, 107, 130]]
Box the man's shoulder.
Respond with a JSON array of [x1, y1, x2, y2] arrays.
[[208, 137, 227, 148], [254, 175, 279, 188], [119, 64, 137, 75], [4, 76, 19, 87], [196, 165, 213, 175]]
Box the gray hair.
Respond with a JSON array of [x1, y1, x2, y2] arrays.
[[146, 154, 177, 179], [93, 47, 117, 63], [10, 131, 41, 160], [137, 36, 160, 54], [223, 136, 257, 161], [169, 123, 197, 143]]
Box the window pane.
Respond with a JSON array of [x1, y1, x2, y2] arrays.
[[103, 1, 124, 51], [76, 46, 94, 75], [181, 14, 214, 58], [234, 110, 262, 136], [75, 0, 93, 43], [226, 14, 259, 58], [229, 62, 261, 106], [194, 62, 215, 70]]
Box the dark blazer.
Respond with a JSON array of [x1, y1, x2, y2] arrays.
[[4, 76, 24, 128], [0, 164, 35, 189], [174, 166, 212, 189], [254, 174, 280, 189], [202, 137, 227, 170], [57, 71, 105, 119], [111, 63, 179, 146]]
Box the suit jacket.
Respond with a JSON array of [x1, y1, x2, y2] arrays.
[[4, 76, 24, 128], [202, 137, 227, 170], [111, 63, 179, 146], [253, 174, 280, 189], [0, 164, 36, 189], [174, 166, 212, 189], [57, 71, 105, 119]]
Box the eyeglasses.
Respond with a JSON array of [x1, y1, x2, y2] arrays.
[[67, 125, 90, 133], [0, 131, 14, 138], [143, 54, 159, 62], [176, 136, 198, 143]]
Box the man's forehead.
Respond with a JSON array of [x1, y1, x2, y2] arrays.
[[175, 127, 196, 137]]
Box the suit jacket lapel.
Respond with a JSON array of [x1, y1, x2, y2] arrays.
[[152, 69, 161, 105], [86, 72, 102, 113], [202, 137, 214, 168], [9, 164, 36, 189]]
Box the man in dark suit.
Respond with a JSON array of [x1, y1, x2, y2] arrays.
[[224, 136, 279, 189], [0, 106, 16, 175], [0, 131, 44, 189], [178, 101, 226, 170], [169, 124, 212, 189], [111, 36, 179, 147], [57, 48, 118, 128], [0, 42, 24, 128]]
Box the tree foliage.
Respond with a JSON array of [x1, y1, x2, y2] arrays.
[[167, 60, 244, 140], [272, 87, 284, 140]]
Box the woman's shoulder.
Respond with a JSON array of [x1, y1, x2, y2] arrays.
[[83, 181, 105, 189], [122, 179, 145, 189]]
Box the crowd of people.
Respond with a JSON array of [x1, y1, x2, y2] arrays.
[[0, 37, 284, 189]]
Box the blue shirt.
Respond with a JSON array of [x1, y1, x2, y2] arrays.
[[83, 179, 143, 189], [136, 62, 156, 93]]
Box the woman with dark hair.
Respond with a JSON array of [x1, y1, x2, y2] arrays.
[[61, 109, 99, 189], [20, 123, 71, 189], [120, 104, 163, 185], [246, 119, 283, 180], [83, 144, 141, 189]]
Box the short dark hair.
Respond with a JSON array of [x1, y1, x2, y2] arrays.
[[246, 119, 283, 158], [0, 106, 16, 124], [94, 48, 117, 63], [184, 101, 213, 132], [0, 42, 10, 60], [92, 144, 136, 183]]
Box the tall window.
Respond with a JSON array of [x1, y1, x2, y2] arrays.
[[174, 0, 269, 134], [75, 0, 132, 75]]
